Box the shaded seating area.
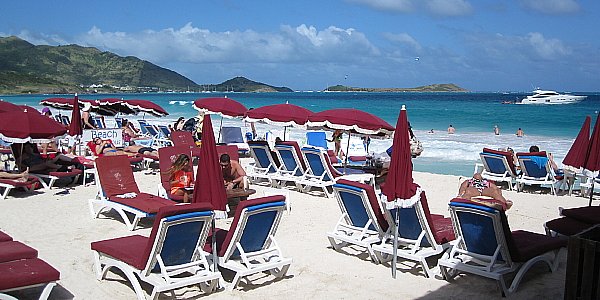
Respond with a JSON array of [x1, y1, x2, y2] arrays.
[[372, 190, 455, 278], [91, 203, 221, 300], [205, 195, 292, 291], [327, 179, 391, 263], [438, 198, 567, 296], [0, 230, 60, 300], [89, 155, 178, 230]]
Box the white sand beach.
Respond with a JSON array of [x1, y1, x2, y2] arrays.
[[0, 158, 588, 299]]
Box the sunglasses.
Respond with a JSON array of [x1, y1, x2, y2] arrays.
[[220, 163, 230, 168]]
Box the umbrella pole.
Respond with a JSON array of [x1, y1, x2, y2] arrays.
[[343, 132, 351, 174], [590, 183, 595, 206], [392, 207, 399, 279], [217, 117, 224, 143], [212, 218, 218, 274]]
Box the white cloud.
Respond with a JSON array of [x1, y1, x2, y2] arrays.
[[519, 0, 581, 14], [14, 30, 70, 46], [345, 0, 474, 17], [72, 23, 379, 65], [382, 32, 422, 51]]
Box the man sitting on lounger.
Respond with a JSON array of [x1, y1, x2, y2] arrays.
[[220, 153, 247, 191], [457, 173, 513, 209]]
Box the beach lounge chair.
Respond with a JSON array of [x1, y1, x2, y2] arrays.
[[438, 198, 567, 296], [137, 120, 149, 135], [157, 146, 193, 201], [327, 179, 391, 263], [157, 125, 171, 139], [306, 131, 328, 149], [217, 144, 239, 162], [545, 206, 600, 236], [296, 147, 374, 198], [0, 230, 12, 242], [114, 117, 123, 128], [85, 139, 145, 170], [477, 148, 518, 190], [0, 240, 38, 263], [61, 115, 70, 126], [0, 176, 39, 200], [170, 131, 201, 158], [220, 127, 249, 156], [91, 203, 221, 300], [206, 195, 292, 290], [272, 142, 307, 188], [11, 143, 82, 190], [140, 124, 171, 148], [372, 190, 455, 278], [88, 155, 178, 230], [246, 141, 279, 186], [515, 155, 563, 195], [0, 258, 61, 300], [93, 116, 106, 129]]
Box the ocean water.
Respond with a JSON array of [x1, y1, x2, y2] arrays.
[[2, 91, 599, 177]]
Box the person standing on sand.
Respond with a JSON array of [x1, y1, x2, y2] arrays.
[[447, 125, 455, 134], [494, 125, 500, 135], [516, 128, 524, 137]]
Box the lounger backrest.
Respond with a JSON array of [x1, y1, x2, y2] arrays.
[[306, 131, 328, 149], [87, 139, 116, 157], [114, 117, 123, 128], [138, 120, 148, 135], [143, 124, 158, 136], [248, 142, 277, 172], [219, 195, 287, 260], [139, 203, 214, 273], [170, 131, 197, 148], [276, 140, 306, 170], [334, 179, 389, 233], [95, 155, 140, 198], [217, 145, 239, 162], [221, 127, 244, 144], [274, 145, 303, 176], [480, 153, 511, 175], [519, 156, 550, 178], [448, 198, 515, 265], [158, 146, 194, 193], [157, 125, 171, 138], [482, 148, 516, 175]]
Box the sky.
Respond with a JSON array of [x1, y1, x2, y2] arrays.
[[1, 0, 599, 92]]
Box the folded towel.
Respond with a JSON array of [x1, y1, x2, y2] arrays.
[[115, 192, 137, 198]]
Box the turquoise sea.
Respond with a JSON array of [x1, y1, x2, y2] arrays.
[[2, 92, 600, 177]]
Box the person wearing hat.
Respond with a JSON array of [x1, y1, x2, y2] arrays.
[[41, 107, 52, 116], [82, 103, 97, 129], [40, 107, 60, 155]]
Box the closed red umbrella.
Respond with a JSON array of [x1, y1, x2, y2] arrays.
[[0, 108, 67, 143], [191, 115, 228, 218], [584, 113, 600, 205], [69, 94, 83, 137], [381, 105, 420, 279], [125, 99, 169, 117], [193, 97, 247, 119], [563, 116, 591, 169], [243, 103, 313, 129]]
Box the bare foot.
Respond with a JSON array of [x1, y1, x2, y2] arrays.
[[505, 199, 513, 210], [21, 168, 29, 181]]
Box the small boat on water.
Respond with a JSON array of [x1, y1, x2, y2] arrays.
[[517, 89, 586, 105]]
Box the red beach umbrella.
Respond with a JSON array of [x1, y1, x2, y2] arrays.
[[381, 105, 420, 279], [307, 108, 395, 137], [563, 116, 591, 169], [0, 100, 22, 113], [191, 115, 228, 218], [40, 97, 116, 116], [0, 107, 67, 143], [96, 98, 138, 115], [69, 94, 83, 137], [243, 103, 314, 129], [193, 97, 248, 119], [584, 112, 600, 173], [125, 99, 169, 117]]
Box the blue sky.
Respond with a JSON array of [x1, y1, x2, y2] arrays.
[[1, 0, 598, 92]]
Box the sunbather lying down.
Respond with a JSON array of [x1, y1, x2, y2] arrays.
[[0, 168, 29, 182], [457, 173, 513, 210], [92, 138, 136, 157]]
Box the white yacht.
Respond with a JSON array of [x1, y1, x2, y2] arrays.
[[518, 89, 586, 105]]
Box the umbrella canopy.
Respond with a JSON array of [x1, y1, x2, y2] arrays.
[[243, 103, 314, 129], [95, 98, 138, 115], [191, 115, 229, 218], [193, 97, 248, 119], [563, 116, 591, 169], [307, 108, 395, 137], [584, 112, 600, 172], [125, 99, 169, 117], [0, 107, 67, 143], [40, 97, 116, 116], [69, 94, 83, 137], [0, 100, 23, 113], [382, 105, 420, 206]]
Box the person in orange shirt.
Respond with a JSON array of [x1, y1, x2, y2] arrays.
[[165, 154, 193, 203]]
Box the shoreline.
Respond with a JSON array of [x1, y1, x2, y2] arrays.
[[0, 163, 583, 299]]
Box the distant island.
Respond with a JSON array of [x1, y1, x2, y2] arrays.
[[325, 83, 469, 93], [0, 35, 468, 95]]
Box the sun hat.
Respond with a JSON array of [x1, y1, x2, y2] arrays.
[[41, 107, 51, 114]]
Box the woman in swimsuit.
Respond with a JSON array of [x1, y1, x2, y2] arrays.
[[93, 138, 129, 156], [163, 154, 193, 203], [457, 173, 513, 209]]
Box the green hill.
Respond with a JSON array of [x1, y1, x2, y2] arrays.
[[204, 77, 293, 93], [326, 83, 470, 92]]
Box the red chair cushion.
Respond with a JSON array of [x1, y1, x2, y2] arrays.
[[561, 206, 600, 224], [0, 241, 38, 263], [0, 176, 39, 187], [108, 193, 177, 214], [0, 231, 12, 242], [545, 217, 594, 236], [0, 258, 60, 290], [91, 235, 149, 270], [511, 230, 567, 262]]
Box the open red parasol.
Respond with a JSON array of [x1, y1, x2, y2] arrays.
[[191, 115, 229, 218], [193, 97, 247, 119], [0, 100, 23, 113], [125, 99, 169, 117], [243, 103, 313, 129], [95, 98, 138, 115], [40, 97, 116, 116], [307, 108, 394, 137], [0, 106, 67, 143], [562, 116, 591, 169]]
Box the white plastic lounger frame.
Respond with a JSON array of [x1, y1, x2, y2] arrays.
[[246, 142, 278, 186], [271, 144, 306, 189], [479, 152, 517, 190]]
